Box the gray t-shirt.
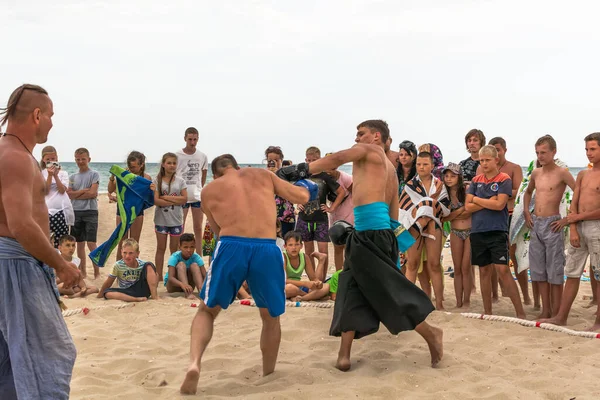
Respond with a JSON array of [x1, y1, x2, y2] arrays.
[[153, 176, 186, 227], [69, 169, 100, 211]]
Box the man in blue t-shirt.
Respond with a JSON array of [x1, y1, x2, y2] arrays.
[[466, 145, 526, 319], [165, 233, 206, 299]]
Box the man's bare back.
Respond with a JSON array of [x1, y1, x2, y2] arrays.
[[532, 165, 574, 217], [201, 167, 309, 238]]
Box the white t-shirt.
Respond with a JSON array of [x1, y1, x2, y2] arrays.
[[42, 169, 75, 225], [176, 149, 208, 202]]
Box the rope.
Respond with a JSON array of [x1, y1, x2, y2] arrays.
[[62, 303, 135, 318], [185, 300, 335, 309], [235, 299, 334, 308], [461, 313, 600, 339]]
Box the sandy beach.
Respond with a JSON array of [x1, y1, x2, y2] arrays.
[[64, 197, 600, 399]]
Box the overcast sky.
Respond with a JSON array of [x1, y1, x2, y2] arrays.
[[3, 0, 599, 166]]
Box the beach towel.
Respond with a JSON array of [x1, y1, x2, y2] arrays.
[[509, 159, 571, 273], [398, 174, 451, 235], [89, 166, 154, 267]]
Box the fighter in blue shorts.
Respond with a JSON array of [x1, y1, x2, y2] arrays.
[[180, 154, 317, 395]]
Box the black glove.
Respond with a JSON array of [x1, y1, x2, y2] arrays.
[[329, 220, 354, 246], [276, 163, 310, 182]]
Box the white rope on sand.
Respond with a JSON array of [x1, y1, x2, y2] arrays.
[[233, 299, 334, 309], [62, 303, 135, 318], [461, 312, 600, 339]]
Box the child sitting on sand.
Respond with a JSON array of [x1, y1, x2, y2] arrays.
[[283, 231, 327, 299], [57, 234, 98, 297], [294, 269, 341, 302], [97, 238, 159, 302], [165, 233, 206, 299]]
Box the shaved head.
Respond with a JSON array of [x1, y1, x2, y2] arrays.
[[0, 84, 51, 127]]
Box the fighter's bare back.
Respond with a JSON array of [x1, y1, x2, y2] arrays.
[[201, 167, 308, 239]]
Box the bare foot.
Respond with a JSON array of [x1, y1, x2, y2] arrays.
[[427, 326, 444, 368], [471, 287, 477, 294], [335, 354, 351, 372], [455, 302, 463, 309], [94, 273, 101, 280], [310, 251, 327, 263], [135, 297, 148, 302], [462, 302, 471, 309], [539, 316, 567, 326], [523, 297, 532, 306], [186, 294, 197, 300], [492, 296, 499, 304], [516, 312, 527, 320], [180, 366, 200, 395], [293, 296, 303, 302], [533, 304, 541, 310], [535, 312, 551, 320], [586, 324, 600, 332]]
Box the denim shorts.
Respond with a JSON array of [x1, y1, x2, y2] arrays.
[[155, 225, 184, 236], [182, 201, 201, 209]]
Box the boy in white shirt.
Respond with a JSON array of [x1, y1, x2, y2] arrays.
[[176, 127, 208, 254]]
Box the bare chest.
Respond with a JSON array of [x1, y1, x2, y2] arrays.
[[536, 173, 566, 195]]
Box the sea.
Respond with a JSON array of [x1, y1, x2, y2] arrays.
[[54, 162, 584, 194]]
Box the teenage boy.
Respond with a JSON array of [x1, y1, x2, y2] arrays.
[[541, 133, 600, 330], [177, 127, 209, 254], [477, 137, 530, 305], [400, 151, 450, 310], [523, 135, 575, 319], [459, 129, 486, 183], [465, 145, 526, 319], [67, 147, 100, 279]]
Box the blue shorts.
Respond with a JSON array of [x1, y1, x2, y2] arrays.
[[155, 225, 183, 236], [200, 236, 285, 317], [183, 201, 201, 209]]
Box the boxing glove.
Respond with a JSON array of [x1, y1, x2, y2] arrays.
[[294, 179, 318, 202], [329, 220, 354, 246], [276, 162, 310, 182]]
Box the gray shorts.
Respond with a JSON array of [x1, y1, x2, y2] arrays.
[[564, 220, 600, 279], [0, 237, 76, 399], [528, 215, 565, 285]]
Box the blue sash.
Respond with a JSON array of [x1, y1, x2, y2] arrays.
[[354, 202, 416, 253]]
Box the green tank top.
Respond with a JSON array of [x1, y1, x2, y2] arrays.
[[284, 251, 305, 281]]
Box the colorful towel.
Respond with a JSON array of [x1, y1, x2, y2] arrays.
[[398, 174, 451, 231], [509, 159, 571, 273], [89, 166, 154, 267]]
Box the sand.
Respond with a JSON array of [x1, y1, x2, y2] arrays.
[[63, 197, 600, 399]]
